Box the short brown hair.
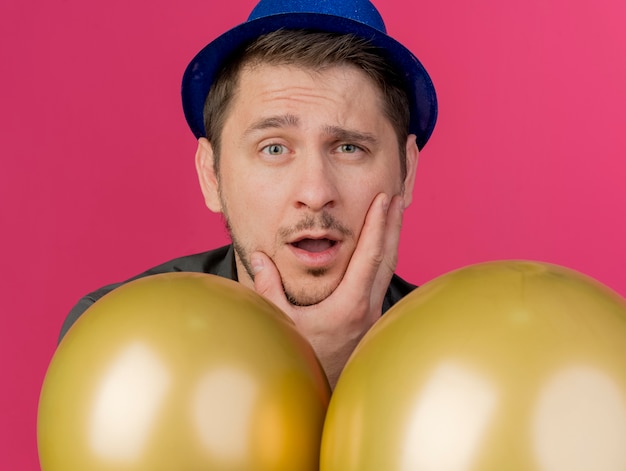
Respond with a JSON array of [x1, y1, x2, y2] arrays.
[[204, 29, 410, 178]]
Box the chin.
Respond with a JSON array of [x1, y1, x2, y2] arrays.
[[283, 272, 342, 307]]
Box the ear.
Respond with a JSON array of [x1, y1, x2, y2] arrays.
[[401, 134, 419, 208], [195, 138, 223, 213]]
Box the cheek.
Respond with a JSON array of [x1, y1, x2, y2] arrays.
[[344, 167, 402, 203], [340, 168, 403, 227], [341, 182, 381, 228], [220, 177, 283, 230]]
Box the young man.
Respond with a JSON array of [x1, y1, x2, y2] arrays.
[[61, 0, 437, 388]]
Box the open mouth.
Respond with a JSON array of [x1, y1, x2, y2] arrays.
[[291, 238, 337, 253]]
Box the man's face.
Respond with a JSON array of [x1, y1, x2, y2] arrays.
[[198, 62, 417, 305]]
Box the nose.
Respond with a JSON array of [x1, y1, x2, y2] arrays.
[[292, 153, 339, 212]]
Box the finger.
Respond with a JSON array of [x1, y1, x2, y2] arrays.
[[340, 192, 392, 295], [250, 251, 293, 314], [371, 194, 404, 296]]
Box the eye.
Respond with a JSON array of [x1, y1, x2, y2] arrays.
[[261, 144, 287, 155], [338, 144, 359, 153]]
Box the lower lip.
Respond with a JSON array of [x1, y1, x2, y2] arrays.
[[288, 242, 341, 268]]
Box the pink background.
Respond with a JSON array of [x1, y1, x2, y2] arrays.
[[2, 0, 625, 468]]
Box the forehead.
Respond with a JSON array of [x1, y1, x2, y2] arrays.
[[242, 60, 381, 94], [227, 62, 390, 131]]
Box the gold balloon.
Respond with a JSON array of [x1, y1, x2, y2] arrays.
[[321, 261, 626, 471], [38, 273, 330, 471]]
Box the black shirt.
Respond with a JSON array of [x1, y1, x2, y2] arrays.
[[60, 245, 416, 342]]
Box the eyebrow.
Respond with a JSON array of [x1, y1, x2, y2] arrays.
[[322, 125, 378, 145], [243, 114, 300, 137], [243, 114, 378, 146]]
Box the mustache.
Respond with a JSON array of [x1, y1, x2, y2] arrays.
[[278, 212, 353, 240]]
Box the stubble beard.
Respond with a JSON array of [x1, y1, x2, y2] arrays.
[[222, 206, 353, 307]]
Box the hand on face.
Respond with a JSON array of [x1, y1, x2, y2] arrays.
[[251, 192, 404, 389]]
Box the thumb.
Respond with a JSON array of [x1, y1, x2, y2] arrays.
[[251, 252, 291, 312]]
